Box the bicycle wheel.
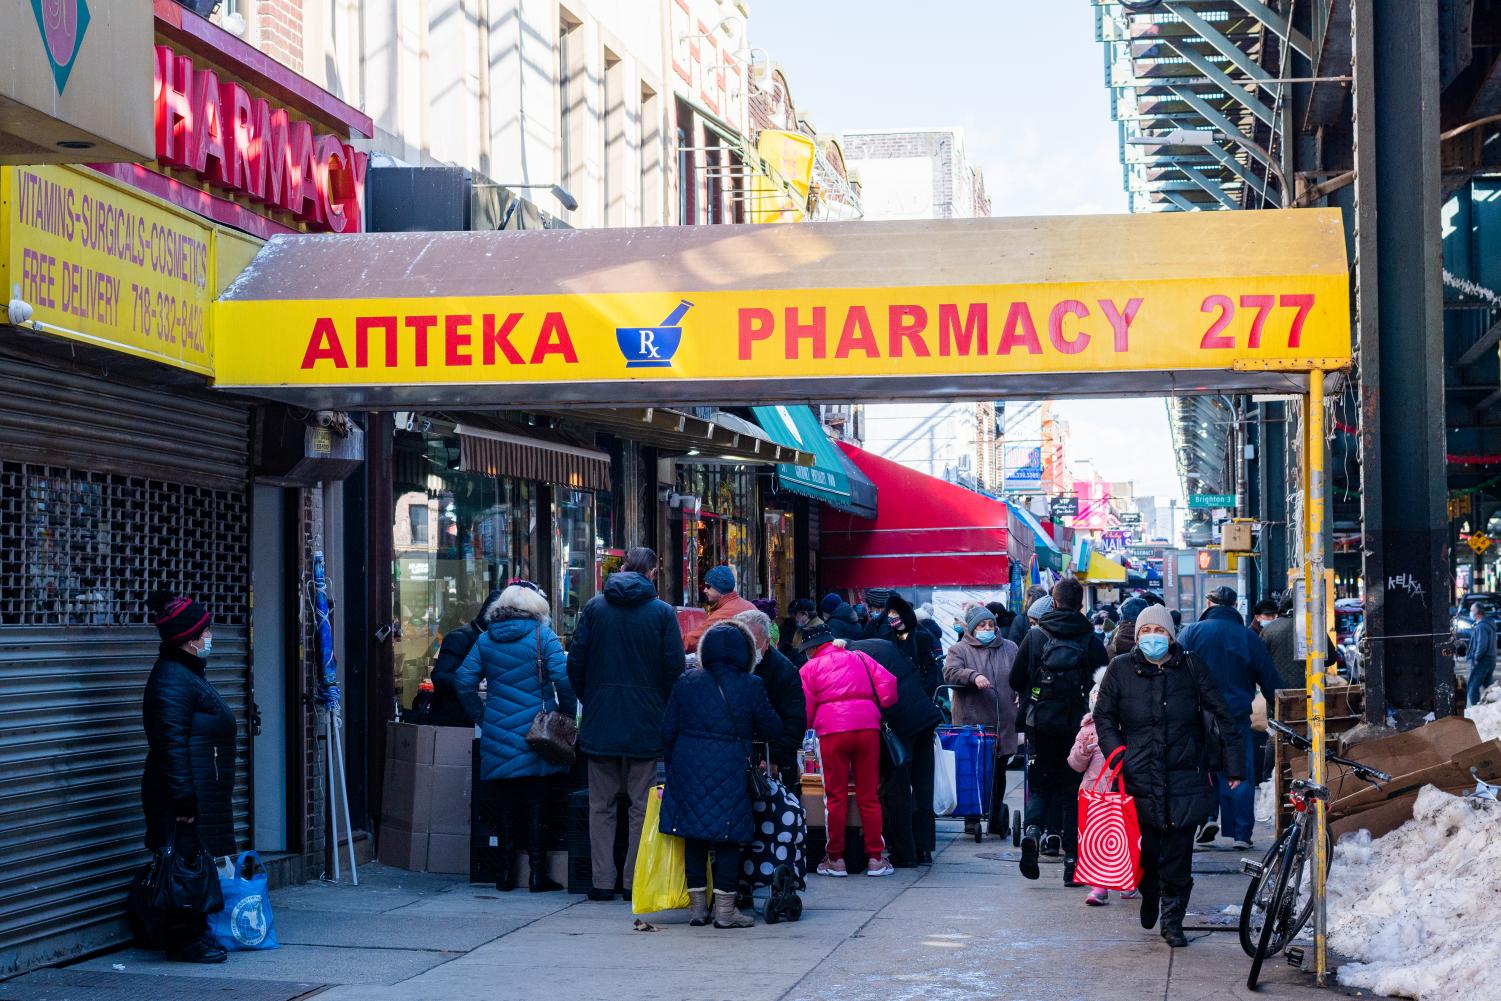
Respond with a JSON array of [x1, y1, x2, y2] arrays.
[[1281, 828, 1332, 947], [1239, 825, 1297, 957], [1246, 832, 1301, 990]]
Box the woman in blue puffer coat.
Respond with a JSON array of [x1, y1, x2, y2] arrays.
[[455, 580, 575, 893], [660, 619, 780, 929]]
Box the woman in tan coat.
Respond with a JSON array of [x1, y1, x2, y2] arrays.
[[942, 605, 1020, 835]]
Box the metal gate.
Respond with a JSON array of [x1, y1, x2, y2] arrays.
[[0, 359, 251, 976]]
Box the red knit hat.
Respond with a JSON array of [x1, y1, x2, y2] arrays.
[[148, 591, 212, 643]]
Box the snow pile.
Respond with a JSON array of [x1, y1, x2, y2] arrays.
[[1328, 786, 1501, 999], [1465, 688, 1501, 741]]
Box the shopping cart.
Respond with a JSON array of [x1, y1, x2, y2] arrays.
[[935, 684, 1000, 843]]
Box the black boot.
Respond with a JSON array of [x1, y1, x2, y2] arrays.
[[167, 934, 227, 964], [494, 845, 516, 892], [1062, 856, 1079, 887], [1159, 895, 1188, 947], [527, 795, 563, 893], [1139, 880, 1160, 930], [1019, 826, 1041, 880]]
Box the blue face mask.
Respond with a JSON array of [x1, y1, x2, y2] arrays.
[[1138, 634, 1171, 661], [974, 629, 997, 645], [197, 635, 213, 658]]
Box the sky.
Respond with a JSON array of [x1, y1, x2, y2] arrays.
[[749, 0, 1183, 503]]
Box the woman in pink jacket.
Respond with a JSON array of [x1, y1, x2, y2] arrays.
[[1069, 668, 1137, 906], [799, 627, 899, 878]]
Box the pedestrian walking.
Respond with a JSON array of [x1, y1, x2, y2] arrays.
[[1009, 579, 1108, 886], [1250, 599, 1279, 636], [800, 626, 899, 877], [861, 587, 895, 638], [566, 547, 686, 902], [1008, 586, 1049, 647], [683, 565, 757, 652], [820, 592, 864, 641], [1258, 591, 1337, 690], [783, 598, 822, 666], [1093, 605, 1243, 947], [1468, 602, 1497, 705], [141, 591, 237, 964], [424, 590, 503, 726], [660, 620, 781, 929], [849, 637, 944, 866], [1175, 587, 1280, 850], [454, 581, 575, 893], [733, 609, 809, 780], [942, 605, 1020, 838]]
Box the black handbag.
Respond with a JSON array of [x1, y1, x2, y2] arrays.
[[138, 823, 224, 920], [523, 627, 577, 767], [860, 660, 909, 771]]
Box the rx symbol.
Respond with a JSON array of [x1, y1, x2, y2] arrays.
[[638, 330, 660, 359]]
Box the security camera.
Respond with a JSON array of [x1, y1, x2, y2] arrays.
[[8, 296, 33, 327]]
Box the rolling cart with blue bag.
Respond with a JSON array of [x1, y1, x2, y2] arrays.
[[935, 685, 999, 843]]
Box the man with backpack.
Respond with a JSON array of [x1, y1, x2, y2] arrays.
[[1009, 578, 1109, 885]]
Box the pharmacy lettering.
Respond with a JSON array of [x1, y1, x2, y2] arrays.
[[153, 45, 367, 233]]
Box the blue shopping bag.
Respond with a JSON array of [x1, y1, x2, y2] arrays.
[[207, 851, 279, 951]]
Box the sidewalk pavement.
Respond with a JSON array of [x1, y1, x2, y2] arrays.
[[37, 783, 1371, 1001]]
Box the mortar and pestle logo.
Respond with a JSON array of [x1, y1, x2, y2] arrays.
[[615, 299, 693, 368]]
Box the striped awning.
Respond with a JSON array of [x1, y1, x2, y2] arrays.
[[456, 424, 610, 492]]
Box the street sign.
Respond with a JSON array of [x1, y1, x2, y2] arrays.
[[1119, 511, 1143, 526], [1189, 493, 1235, 509], [1049, 496, 1079, 518], [1470, 532, 1492, 555]]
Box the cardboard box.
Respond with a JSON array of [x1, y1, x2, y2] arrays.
[[428, 763, 473, 837], [1293, 715, 1481, 783], [382, 757, 434, 829], [388, 722, 438, 765], [1330, 792, 1421, 842], [379, 822, 428, 870], [426, 832, 470, 875], [803, 792, 860, 829], [434, 727, 475, 766]]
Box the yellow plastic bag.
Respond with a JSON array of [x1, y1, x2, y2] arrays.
[[631, 785, 689, 914]]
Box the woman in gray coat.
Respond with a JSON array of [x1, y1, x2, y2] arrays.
[[942, 605, 1020, 835]]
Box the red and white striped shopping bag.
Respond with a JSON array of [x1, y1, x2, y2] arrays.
[[1075, 747, 1142, 892]]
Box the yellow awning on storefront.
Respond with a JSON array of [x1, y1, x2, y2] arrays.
[[1083, 551, 1129, 583]]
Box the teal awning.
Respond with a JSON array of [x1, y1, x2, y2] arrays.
[[752, 405, 861, 512]]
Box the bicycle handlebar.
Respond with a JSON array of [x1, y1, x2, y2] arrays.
[[1266, 718, 1391, 783]]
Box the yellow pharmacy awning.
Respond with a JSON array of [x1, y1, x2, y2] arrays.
[[1083, 551, 1129, 583], [211, 210, 1351, 409]]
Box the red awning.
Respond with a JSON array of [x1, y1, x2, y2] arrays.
[[820, 444, 1010, 588]]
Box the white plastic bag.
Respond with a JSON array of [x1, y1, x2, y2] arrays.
[[933, 734, 958, 816]]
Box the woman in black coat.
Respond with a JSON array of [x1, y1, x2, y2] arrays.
[[660, 620, 780, 929], [141, 592, 237, 964], [1093, 605, 1242, 949], [848, 637, 945, 867]]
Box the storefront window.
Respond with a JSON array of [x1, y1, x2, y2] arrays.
[[391, 433, 538, 711], [553, 489, 595, 639], [764, 510, 795, 612], [676, 464, 755, 604]]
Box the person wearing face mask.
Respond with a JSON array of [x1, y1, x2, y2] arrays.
[[872, 593, 939, 697], [1093, 605, 1243, 949], [782, 598, 822, 666], [942, 606, 1021, 837], [141, 591, 237, 964]]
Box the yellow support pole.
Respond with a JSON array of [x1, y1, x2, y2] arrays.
[[1305, 370, 1329, 985]]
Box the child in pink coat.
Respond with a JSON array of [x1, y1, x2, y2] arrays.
[[1069, 668, 1138, 906]]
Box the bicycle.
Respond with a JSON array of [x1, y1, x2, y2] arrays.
[[1239, 718, 1391, 990]]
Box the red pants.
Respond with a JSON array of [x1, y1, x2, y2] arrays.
[[820, 729, 885, 858]]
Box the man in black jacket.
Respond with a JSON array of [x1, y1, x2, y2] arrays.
[[1008, 578, 1109, 884], [850, 637, 945, 866], [566, 547, 686, 901], [425, 590, 502, 726], [734, 609, 808, 780]]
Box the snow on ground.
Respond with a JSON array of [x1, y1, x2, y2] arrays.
[[1327, 786, 1501, 999], [1465, 685, 1501, 741]]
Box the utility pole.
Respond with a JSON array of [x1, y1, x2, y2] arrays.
[[1354, 0, 1455, 727]]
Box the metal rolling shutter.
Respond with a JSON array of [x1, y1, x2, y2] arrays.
[[0, 358, 251, 976]]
